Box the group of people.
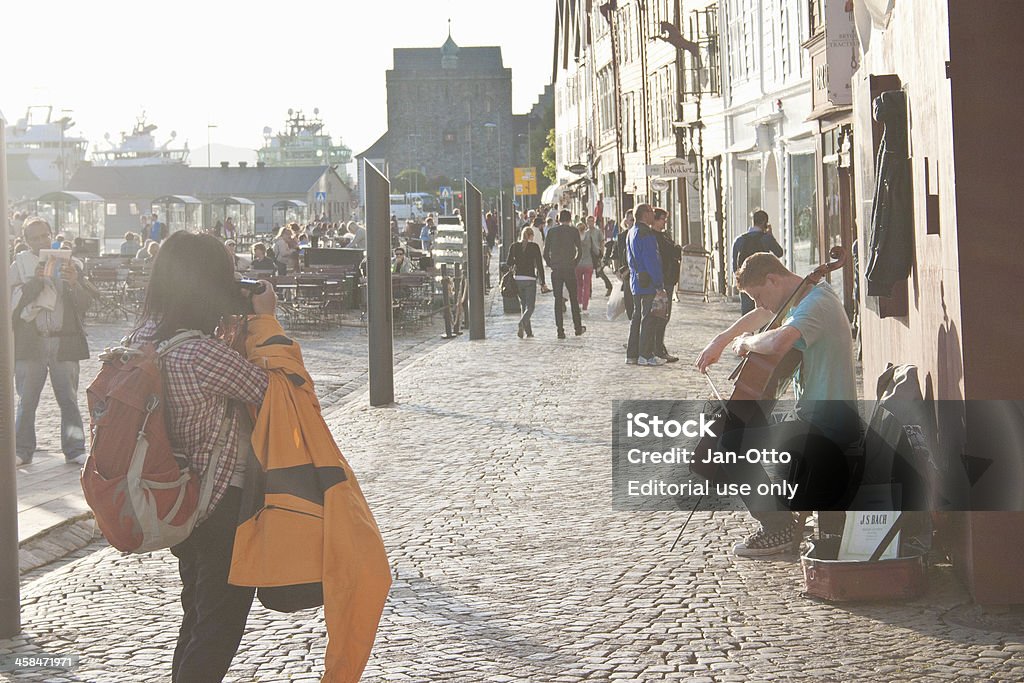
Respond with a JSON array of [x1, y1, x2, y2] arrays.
[[502, 202, 682, 346], [266, 220, 367, 275]]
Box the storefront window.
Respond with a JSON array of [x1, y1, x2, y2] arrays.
[[823, 161, 845, 304], [745, 160, 762, 224], [790, 153, 818, 278]]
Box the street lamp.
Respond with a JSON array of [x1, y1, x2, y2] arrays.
[[207, 123, 217, 168], [484, 121, 501, 202], [407, 133, 420, 193]]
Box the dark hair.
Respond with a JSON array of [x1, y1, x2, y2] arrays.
[[558, 209, 572, 223], [137, 232, 243, 341], [653, 208, 668, 221], [752, 210, 769, 227]]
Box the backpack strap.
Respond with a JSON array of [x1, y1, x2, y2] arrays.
[[157, 330, 206, 356], [194, 400, 235, 518]]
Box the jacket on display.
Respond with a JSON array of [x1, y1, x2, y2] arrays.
[[865, 89, 914, 297]]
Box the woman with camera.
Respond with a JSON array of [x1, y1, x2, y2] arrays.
[[130, 232, 277, 681]]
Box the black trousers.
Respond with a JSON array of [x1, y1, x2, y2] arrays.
[[170, 487, 255, 683], [551, 268, 583, 334], [652, 297, 674, 356]]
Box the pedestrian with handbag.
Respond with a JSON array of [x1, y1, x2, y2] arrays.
[[506, 226, 546, 338]]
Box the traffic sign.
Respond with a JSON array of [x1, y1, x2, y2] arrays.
[[315, 191, 327, 201], [439, 186, 453, 199], [513, 168, 537, 195]]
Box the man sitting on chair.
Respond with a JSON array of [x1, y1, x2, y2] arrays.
[[695, 253, 858, 558]]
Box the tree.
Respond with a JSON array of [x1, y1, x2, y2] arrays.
[[394, 168, 428, 194], [542, 128, 557, 184]]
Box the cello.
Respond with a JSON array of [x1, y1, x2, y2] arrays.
[[691, 246, 848, 482]]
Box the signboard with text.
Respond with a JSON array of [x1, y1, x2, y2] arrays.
[[514, 167, 537, 195]]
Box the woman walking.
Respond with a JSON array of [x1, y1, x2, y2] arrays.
[[576, 219, 603, 311], [506, 226, 546, 338]]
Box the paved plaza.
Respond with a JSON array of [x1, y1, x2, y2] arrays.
[[4, 283, 1024, 682]]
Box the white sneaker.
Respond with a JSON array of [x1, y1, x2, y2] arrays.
[[638, 356, 665, 366], [66, 454, 88, 466]]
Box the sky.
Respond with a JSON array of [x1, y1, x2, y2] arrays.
[[2, 0, 556, 166]]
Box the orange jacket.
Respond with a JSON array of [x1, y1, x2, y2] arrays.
[[228, 316, 391, 682]]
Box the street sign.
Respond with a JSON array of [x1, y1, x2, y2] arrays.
[[513, 167, 537, 195], [439, 186, 453, 199], [646, 158, 697, 178], [315, 191, 327, 201]]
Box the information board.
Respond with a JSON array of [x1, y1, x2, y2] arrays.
[[678, 248, 709, 297]]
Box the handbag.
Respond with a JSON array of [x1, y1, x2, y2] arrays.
[[651, 290, 671, 319], [606, 284, 626, 321], [500, 267, 518, 298]]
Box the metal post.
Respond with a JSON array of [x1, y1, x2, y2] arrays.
[[440, 264, 456, 339], [0, 110, 22, 638], [363, 161, 394, 407], [464, 180, 486, 340]]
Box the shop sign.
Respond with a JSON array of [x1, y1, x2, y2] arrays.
[[825, 0, 858, 106], [645, 157, 696, 178]]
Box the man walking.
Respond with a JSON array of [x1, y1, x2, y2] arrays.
[[625, 204, 664, 366], [9, 217, 93, 466], [651, 207, 682, 362], [732, 210, 784, 314], [543, 209, 586, 339]]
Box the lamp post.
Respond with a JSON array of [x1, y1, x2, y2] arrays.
[[407, 133, 420, 193], [484, 121, 501, 205], [207, 123, 217, 168]]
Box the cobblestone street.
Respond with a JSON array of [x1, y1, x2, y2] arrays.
[[4, 286, 1023, 682]]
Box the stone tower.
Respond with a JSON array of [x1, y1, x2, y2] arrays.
[[358, 31, 514, 196]]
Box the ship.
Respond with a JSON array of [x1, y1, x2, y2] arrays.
[[4, 106, 88, 202], [257, 108, 352, 183], [91, 113, 189, 167]]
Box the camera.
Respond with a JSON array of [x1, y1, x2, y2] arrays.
[[232, 278, 268, 314], [238, 278, 267, 295]]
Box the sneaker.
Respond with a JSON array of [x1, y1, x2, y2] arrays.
[[656, 353, 680, 363], [733, 524, 799, 558], [16, 453, 32, 466], [638, 356, 664, 366], [625, 358, 638, 365], [575, 326, 586, 336], [517, 323, 525, 339], [557, 331, 567, 340], [66, 453, 88, 466]]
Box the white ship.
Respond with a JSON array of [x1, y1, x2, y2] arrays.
[[4, 106, 88, 201], [91, 113, 189, 167], [257, 108, 352, 183]]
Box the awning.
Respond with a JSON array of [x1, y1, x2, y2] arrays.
[[540, 183, 563, 204], [211, 196, 255, 206], [37, 190, 104, 203], [272, 199, 308, 209], [152, 194, 202, 205]]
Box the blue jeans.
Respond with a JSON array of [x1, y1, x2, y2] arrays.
[[15, 337, 85, 462], [515, 278, 538, 336], [626, 293, 656, 360]]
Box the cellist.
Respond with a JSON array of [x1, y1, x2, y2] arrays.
[[695, 253, 859, 558]]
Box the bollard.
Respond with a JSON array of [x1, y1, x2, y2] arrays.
[[452, 264, 465, 336], [440, 264, 456, 339], [363, 161, 394, 407], [464, 180, 486, 340], [0, 110, 21, 638], [499, 191, 520, 314]]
